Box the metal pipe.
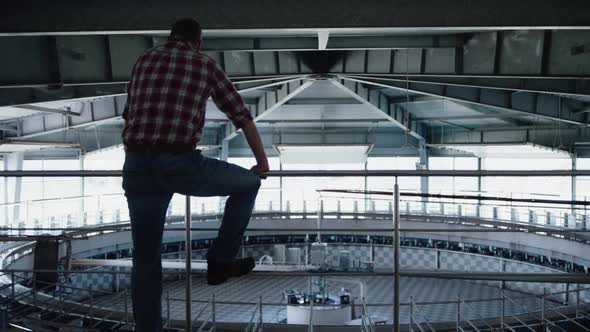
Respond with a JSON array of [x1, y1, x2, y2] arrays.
[[185, 195, 192, 332], [393, 179, 400, 332], [2, 170, 590, 177]]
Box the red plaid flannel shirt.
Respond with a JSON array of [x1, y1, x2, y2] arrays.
[[122, 38, 253, 148]]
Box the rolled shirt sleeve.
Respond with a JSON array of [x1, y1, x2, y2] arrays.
[[210, 62, 253, 129]]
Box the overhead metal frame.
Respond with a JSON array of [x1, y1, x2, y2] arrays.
[[340, 75, 589, 127], [2, 0, 590, 33], [330, 79, 426, 140], [222, 79, 314, 141]]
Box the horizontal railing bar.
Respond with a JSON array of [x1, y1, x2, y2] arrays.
[[320, 189, 590, 206], [1, 170, 590, 177], [3, 226, 589, 234], [2, 268, 589, 282], [122, 294, 590, 308]]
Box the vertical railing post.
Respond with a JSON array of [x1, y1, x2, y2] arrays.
[[259, 295, 263, 331], [185, 195, 192, 332], [501, 289, 505, 329], [59, 281, 64, 314], [124, 289, 128, 324], [456, 297, 461, 331], [576, 284, 580, 319], [212, 293, 216, 330], [409, 296, 414, 331], [286, 200, 291, 219], [393, 177, 400, 332], [541, 288, 546, 332], [303, 200, 307, 219], [308, 297, 314, 332], [166, 291, 171, 328], [89, 287, 94, 318], [317, 200, 323, 242]]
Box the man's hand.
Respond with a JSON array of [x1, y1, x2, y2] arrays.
[[241, 121, 269, 179], [250, 163, 269, 179]]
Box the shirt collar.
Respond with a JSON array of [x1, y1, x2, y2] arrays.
[[165, 37, 192, 51]]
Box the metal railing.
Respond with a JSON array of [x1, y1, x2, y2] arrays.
[[0, 270, 589, 331], [409, 296, 436, 332], [1, 169, 590, 332], [190, 294, 216, 332], [360, 298, 376, 332], [244, 296, 263, 332], [2, 188, 589, 233]]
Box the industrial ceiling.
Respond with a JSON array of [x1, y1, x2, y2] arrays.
[[1, 0, 590, 159]]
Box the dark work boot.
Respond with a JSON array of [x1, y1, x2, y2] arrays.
[[207, 257, 256, 285]]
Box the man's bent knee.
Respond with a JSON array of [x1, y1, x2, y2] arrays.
[[248, 174, 262, 192]]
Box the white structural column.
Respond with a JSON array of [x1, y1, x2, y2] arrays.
[[4, 152, 23, 225]]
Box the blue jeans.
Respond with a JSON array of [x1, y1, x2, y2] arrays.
[[122, 150, 261, 332]]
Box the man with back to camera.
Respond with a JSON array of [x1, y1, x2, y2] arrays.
[[121, 18, 269, 331]]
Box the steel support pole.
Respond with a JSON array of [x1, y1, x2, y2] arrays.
[[185, 195, 192, 332], [393, 178, 400, 332]]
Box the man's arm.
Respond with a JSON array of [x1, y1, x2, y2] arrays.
[[241, 120, 269, 176], [209, 61, 269, 175]]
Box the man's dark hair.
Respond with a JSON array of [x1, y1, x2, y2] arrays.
[[170, 18, 202, 42]]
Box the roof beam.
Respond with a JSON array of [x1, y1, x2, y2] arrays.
[[329, 79, 425, 140], [14, 105, 79, 117], [389, 96, 532, 127], [12, 76, 274, 139], [340, 76, 589, 127], [3, 0, 590, 34], [223, 79, 314, 141], [0, 75, 301, 109], [428, 126, 589, 152], [344, 74, 590, 98]]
